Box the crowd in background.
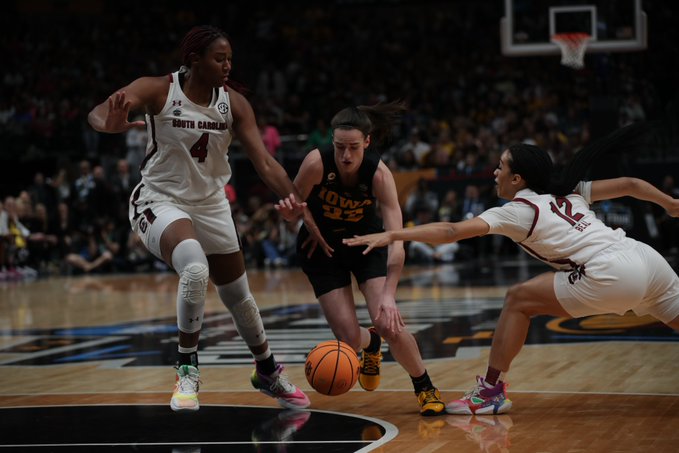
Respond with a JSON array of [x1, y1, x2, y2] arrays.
[[1, 0, 678, 280]]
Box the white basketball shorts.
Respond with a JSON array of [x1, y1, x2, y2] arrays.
[[128, 183, 240, 259], [554, 239, 679, 323]]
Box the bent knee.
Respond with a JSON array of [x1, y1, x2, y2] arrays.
[[504, 282, 541, 316], [180, 262, 210, 305], [371, 324, 398, 344]]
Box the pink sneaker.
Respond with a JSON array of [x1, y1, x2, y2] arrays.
[[446, 376, 512, 415], [251, 364, 310, 410]]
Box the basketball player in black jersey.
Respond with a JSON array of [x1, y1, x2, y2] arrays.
[[276, 102, 445, 416]]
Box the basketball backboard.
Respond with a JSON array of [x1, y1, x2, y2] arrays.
[[501, 0, 647, 56]]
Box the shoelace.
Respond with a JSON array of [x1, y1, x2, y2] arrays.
[[268, 373, 295, 394], [177, 372, 200, 393], [420, 388, 440, 404], [362, 352, 381, 375], [462, 385, 483, 400]]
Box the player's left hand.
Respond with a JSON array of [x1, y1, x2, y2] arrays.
[[301, 206, 333, 258], [374, 296, 405, 336]]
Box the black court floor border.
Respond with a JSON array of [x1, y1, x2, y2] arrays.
[[0, 404, 397, 452]]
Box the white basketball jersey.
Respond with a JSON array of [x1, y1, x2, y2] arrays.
[[479, 183, 628, 270], [140, 71, 234, 204]]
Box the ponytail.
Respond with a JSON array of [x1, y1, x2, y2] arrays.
[[507, 120, 667, 197], [549, 120, 655, 196], [331, 101, 407, 148]]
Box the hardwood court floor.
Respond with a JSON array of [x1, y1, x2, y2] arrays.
[[1, 261, 678, 452]]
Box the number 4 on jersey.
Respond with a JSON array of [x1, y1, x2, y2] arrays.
[[189, 133, 209, 162]]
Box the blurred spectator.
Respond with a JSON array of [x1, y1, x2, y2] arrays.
[[125, 116, 147, 172], [53, 202, 76, 267], [423, 141, 452, 168], [0, 196, 37, 279], [278, 218, 303, 267], [90, 165, 118, 221], [399, 128, 431, 167], [437, 189, 462, 223], [71, 160, 96, 229], [406, 204, 459, 264], [258, 115, 282, 157], [110, 159, 139, 221], [461, 184, 490, 257], [281, 94, 310, 134], [50, 168, 72, 203], [305, 119, 333, 151], [461, 184, 486, 219], [23, 202, 59, 273], [404, 178, 439, 221], [256, 64, 287, 101], [248, 203, 286, 268], [64, 221, 117, 274], [28, 172, 58, 216]]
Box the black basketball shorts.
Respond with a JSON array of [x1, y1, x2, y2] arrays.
[[298, 239, 388, 298]]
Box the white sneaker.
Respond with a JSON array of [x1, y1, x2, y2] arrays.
[[170, 365, 200, 412]]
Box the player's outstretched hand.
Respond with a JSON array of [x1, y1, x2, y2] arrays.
[[343, 232, 392, 255], [105, 92, 145, 133], [274, 193, 306, 223]]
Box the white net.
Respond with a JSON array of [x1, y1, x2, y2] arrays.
[[551, 33, 591, 69]]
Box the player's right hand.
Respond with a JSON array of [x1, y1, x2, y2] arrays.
[[105, 92, 145, 133]]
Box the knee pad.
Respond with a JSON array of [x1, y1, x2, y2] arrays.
[[216, 273, 266, 346], [173, 239, 209, 333], [179, 262, 210, 306]]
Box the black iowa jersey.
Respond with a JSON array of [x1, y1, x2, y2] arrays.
[[303, 148, 383, 244]]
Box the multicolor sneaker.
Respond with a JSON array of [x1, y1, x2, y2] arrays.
[[359, 329, 382, 391], [446, 376, 512, 415], [251, 364, 311, 410], [417, 387, 446, 416], [170, 365, 200, 412]]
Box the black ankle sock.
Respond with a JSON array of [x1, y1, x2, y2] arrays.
[[364, 330, 381, 353], [256, 354, 277, 375], [178, 351, 199, 368], [411, 370, 433, 394]]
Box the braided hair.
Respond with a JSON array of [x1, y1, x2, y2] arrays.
[[178, 25, 250, 94], [180, 25, 228, 69]]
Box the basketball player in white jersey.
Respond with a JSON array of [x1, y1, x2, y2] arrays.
[[344, 141, 679, 415], [88, 25, 330, 412]]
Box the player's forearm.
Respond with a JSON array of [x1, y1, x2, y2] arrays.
[[627, 178, 676, 211], [384, 242, 405, 293], [259, 161, 298, 200], [389, 222, 458, 244], [87, 106, 108, 133]]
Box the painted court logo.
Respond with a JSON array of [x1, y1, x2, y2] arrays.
[[0, 300, 674, 368]]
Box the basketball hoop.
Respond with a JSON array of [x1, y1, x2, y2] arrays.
[[551, 33, 591, 69]]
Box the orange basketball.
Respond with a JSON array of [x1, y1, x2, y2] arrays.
[[305, 340, 360, 396]]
